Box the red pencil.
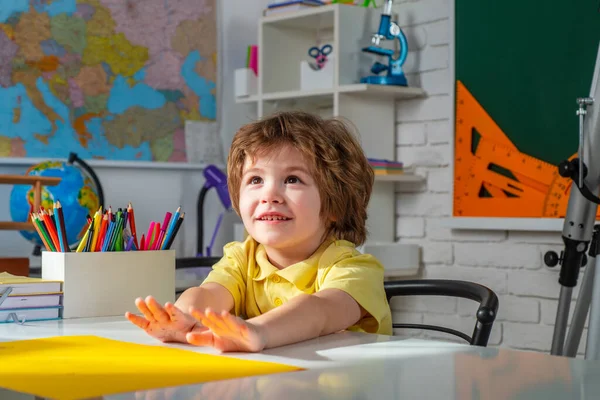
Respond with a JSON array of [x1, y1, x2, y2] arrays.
[[128, 202, 139, 251], [42, 209, 60, 251], [96, 213, 108, 250]]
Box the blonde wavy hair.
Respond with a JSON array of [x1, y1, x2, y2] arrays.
[[227, 111, 374, 246]]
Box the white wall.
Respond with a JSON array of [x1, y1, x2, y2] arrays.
[[391, 0, 580, 354]]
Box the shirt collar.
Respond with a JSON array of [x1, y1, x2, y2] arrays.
[[252, 239, 335, 288]]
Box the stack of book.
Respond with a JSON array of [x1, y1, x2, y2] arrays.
[[368, 158, 404, 175], [0, 272, 63, 323], [264, 0, 325, 16]]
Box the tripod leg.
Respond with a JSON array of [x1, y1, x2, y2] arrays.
[[585, 256, 600, 359], [552, 286, 573, 355], [564, 256, 596, 357]]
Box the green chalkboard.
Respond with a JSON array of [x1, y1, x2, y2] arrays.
[[455, 1, 600, 166]]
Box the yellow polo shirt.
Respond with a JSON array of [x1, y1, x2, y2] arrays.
[[202, 236, 392, 335]]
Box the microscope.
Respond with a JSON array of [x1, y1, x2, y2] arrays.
[[360, 0, 408, 86], [543, 42, 600, 359]]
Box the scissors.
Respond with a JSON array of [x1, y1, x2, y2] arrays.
[[308, 44, 332, 70]]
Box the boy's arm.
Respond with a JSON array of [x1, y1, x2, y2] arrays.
[[250, 289, 364, 348], [186, 289, 364, 352], [175, 282, 235, 314]]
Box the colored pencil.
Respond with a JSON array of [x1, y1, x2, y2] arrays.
[[145, 222, 155, 250], [41, 209, 60, 251], [97, 213, 108, 250], [128, 202, 139, 250], [56, 201, 70, 252], [83, 221, 94, 252], [164, 213, 184, 250], [76, 224, 91, 252], [31, 213, 52, 252], [89, 208, 102, 252]]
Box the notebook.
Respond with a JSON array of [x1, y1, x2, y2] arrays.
[[0, 294, 62, 309], [0, 272, 62, 295], [0, 306, 62, 323]]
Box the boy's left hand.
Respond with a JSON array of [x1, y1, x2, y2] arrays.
[[186, 308, 266, 353]]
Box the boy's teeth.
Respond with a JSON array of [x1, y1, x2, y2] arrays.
[[261, 216, 288, 220]]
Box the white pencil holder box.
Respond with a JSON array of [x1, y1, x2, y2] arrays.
[[42, 251, 176, 319], [234, 68, 257, 98]]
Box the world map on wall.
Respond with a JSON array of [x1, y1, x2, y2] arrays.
[[0, 0, 216, 162]]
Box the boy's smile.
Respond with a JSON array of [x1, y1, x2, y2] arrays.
[[239, 145, 326, 268]]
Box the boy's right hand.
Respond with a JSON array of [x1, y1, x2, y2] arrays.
[[125, 295, 206, 343]]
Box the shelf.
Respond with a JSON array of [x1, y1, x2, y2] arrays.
[[255, 4, 423, 272], [0, 175, 61, 186], [374, 173, 424, 183], [259, 85, 425, 102], [338, 84, 426, 100], [441, 217, 566, 232], [261, 4, 335, 30], [0, 222, 34, 231], [0, 158, 218, 171], [235, 95, 259, 104], [262, 87, 334, 102]]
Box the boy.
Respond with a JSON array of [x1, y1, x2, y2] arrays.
[[126, 111, 392, 352]]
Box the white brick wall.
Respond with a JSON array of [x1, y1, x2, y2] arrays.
[[390, 0, 589, 355]]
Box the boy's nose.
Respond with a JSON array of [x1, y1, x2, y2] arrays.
[[260, 183, 283, 204]]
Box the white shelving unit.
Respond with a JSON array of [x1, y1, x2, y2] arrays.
[[235, 4, 426, 277]]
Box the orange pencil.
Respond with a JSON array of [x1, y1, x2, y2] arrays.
[[128, 202, 139, 250], [31, 213, 52, 251], [41, 209, 60, 251], [96, 213, 109, 251]]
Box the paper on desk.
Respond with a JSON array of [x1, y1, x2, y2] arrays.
[[0, 335, 301, 400]]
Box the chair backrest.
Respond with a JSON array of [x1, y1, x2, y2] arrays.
[[385, 279, 499, 347]]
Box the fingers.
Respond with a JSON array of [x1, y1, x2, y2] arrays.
[[135, 297, 157, 322], [164, 302, 186, 323], [186, 330, 215, 347], [221, 311, 245, 338], [190, 308, 228, 336], [205, 309, 230, 333], [146, 296, 170, 323], [125, 311, 150, 330]]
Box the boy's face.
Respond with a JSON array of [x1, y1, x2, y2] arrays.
[[239, 145, 326, 258]]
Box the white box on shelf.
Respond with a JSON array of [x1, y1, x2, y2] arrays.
[[42, 251, 175, 319], [300, 55, 335, 91], [234, 68, 258, 98], [363, 243, 420, 277]]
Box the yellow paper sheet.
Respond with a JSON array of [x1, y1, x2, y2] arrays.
[[0, 335, 302, 400]]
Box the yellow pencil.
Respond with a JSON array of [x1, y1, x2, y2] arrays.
[[76, 226, 91, 252], [89, 207, 102, 252]]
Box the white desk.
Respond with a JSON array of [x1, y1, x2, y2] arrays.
[[1, 317, 600, 399]]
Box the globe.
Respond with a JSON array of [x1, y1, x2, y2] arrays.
[[9, 161, 100, 249]]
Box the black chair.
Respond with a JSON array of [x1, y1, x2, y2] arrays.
[[385, 279, 499, 347]]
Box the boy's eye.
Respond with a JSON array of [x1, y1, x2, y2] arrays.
[[285, 176, 301, 184], [249, 176, 263, 184]]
